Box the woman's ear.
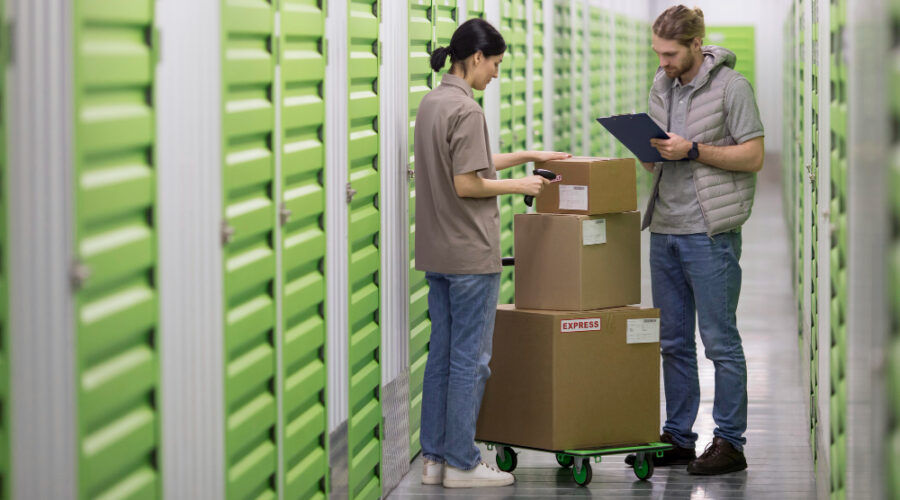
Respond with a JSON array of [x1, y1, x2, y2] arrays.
[[473, 50, 483, 66]]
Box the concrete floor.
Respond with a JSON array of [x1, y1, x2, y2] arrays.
[[387, 159, 817, 499]]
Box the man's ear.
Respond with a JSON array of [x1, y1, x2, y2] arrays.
[[693, 37, 702, 51]]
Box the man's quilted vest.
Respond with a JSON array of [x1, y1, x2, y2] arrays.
[[644, 45, 757, 236]]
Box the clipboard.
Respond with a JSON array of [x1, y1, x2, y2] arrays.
[[596, 113, 670, 163]]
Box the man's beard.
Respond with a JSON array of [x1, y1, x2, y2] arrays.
[[665, 53, 697, 79]]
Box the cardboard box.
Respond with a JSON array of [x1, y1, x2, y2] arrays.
[[535, 157, 637, 215], [514, 212, 640, 311], [476, 305, 661, 451]]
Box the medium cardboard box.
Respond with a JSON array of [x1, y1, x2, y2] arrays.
[[475, 305, 661, 451], [514, 211, 641, 311], [535, 156, 637, 215]]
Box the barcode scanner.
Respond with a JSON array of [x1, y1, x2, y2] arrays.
[[524, 168, 558, 207]]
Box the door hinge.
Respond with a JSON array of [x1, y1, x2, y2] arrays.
[[70, 261, 91, 291], [279, 203, 292, 226], [406, 167, 415, 182], [221, 221, 236, 245], [346, 183, 358, 204]]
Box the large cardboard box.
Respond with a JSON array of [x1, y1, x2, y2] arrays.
[[514, 211, 640, 311], [535, 157, 637, 215], [476, 305, 661, 451]]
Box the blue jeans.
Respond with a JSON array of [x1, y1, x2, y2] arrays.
[[420, 271, 501, 470], [650, 232, 747, 451]]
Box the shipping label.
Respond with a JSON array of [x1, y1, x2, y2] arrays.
[[626, 318, 660, 344], [559, 184, 588, 210], [582, 218, 607, 245], [560, 317, 602, 333]]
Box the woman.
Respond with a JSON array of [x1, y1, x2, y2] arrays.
[[414, 18, 571, 488]]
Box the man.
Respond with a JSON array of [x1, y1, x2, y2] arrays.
[[625, 5, 765, 476]]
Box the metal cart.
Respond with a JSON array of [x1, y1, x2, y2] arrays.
[[482, 441, 674, 487]]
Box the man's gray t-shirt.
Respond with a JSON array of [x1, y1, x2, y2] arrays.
[[650, 55, 765, 234]]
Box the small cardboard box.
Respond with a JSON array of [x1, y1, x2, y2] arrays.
[[535, 157, 637, 215], [514, 212, 641, 311], [475, 305, 661, 451]]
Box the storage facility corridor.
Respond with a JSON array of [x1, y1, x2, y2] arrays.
[[2, 0, 896, 500], [390, 157, 818, 498]]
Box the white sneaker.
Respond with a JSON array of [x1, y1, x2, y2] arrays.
[[421, 458, 443, 485], [442, 461, 515, 488]]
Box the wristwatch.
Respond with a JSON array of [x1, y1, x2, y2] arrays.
[[687, 141, 700, 161]]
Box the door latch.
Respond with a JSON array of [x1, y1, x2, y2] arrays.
[[70, 261, 91, 290], [221, 221, 236, 245], [279, 203, 292, 226]]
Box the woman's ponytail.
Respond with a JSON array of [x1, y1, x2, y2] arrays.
[[428, 19, 506, 73], [430, 46, 452, 72]]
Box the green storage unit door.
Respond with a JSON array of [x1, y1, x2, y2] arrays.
[[588, 6, 612, 157], [407, 0, 433, 462], [433, 0, 458, 75], [783, 6, 796, 237], [810, 1, 820, 463], [347, 1, 381, 498], [614, 14, 630, 158], [0, 0, 7, 495], [510, 0, 528, 156], [468, 0, 486, 107], [279, 1, 328, 498], [532, 0, 545, 150], [889, 2, 900, 498], [553, 0, 571, 151], [468, 0, 484, 18], [220, 0, 279, 498], [705, 26, 755, 88], [829, 0, 848, 496], [498, 0, 513, 304], [571, 3, 583, 155], [497, 0, 528, 305], [497, 2, 513, 304], [499, 1, 514, 156], [73, 1, 161, 498], [637, 20, 654, 195]]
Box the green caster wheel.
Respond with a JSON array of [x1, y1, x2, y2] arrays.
[[556, 453, 574, 468], [572, 460, 592, 486], [633, 452, 654, 480], [495, 446, 518, 472]]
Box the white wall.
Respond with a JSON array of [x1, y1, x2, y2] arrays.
[[649, 0, 789, 152]]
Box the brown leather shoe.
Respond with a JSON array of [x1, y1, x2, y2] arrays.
[[624, 432, 696, 466], [686, 437, 748, 475]]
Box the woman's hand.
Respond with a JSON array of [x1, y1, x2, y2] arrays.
[[530, 151, 573, 163], [517, 174, 550, 196]]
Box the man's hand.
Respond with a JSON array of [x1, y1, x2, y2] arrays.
[[650, 133, 692, 161], [640, 161, 656, 173], [530, 151, 573, 163]]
